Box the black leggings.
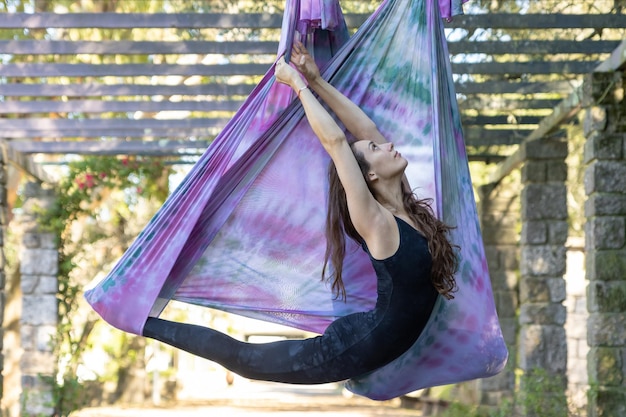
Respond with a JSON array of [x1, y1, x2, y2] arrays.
[[143, 315, 401, 384]]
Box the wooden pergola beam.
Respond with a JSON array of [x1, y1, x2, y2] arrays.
[[0, 83, 256, 97], [445, 13, 626, 29], [487, 38, 626, 186], [448, 40, 620, 55], [0, 81, 577, 98], [0, 39, 617, 56], [0, 12, 368, 29], [0, 61, 599, 78], [0, 100, 243, 114], [1, 13, 623, 30], [1, 141, 55, 183], [9, 139, 210, 156]]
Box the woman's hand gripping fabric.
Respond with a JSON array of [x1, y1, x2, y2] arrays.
[[290, 41, 321, 83]]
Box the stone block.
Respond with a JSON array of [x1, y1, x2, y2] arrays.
[[520, 303, 567, 325], [520, 278, 550, 303], [21, 325, 35, 350], [548, 221, 569, 245], [587, 281, 626, 313], [521, 221, 547, 244], [522, 184, 568, 220], [21, 388, 54, 417], [36, 325, 57, 352], [588, 387, 626, 417], [22, 275, 58, 295], [481, 225, 519, 245], [521, 245, 567, 276], [522, 161, 546, 183], [584, 160, 626, 194], [547, 161, 568, 182], [547, 277, 567, 302], [523, 138, 569, 160], [38, 233, 58, 249], [20, 351, 56, 374], [587, 313, 626, 346], [21, 295, 57, 326], [587, 347, 624, 386], [583, 132, 623, 163], [519, 324, 567, 372], [479, 369, 515, 391], [501, 247, 520, 270], [585, 216, 626, 250], [583, 106, 608, 137], [586, 249, 626, 281], [498, 318, 519, 345], [494, 289, 519, 318], [491, 270, 519, 292], [19, 248, 58, 275], [22, 233, 41, 249]]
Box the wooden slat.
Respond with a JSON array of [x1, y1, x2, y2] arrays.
[[0, 12, 369, 29], [454, 81, 576, 95], [0, 63, 271, 77], [0, 117, 226, 131], [458, 97, 561, 111], [0, 13, 621, 30], [10, 139, 209, 156], [461, 115, 543, 125], [5, 139, 510, 162], [2, 39, 617, 56], [448, 40, 620, 55], [0, 122, 540, 147], [0, 40, 280, 55], [1, 128, 215, 139], [0, 81, 577, 98], [445, 13, 626, 29], [463, 127, 536, 146], [0, 61, 599, 78], [0, 83, 256, 97], [0, 100, 243, 114], [452, 60, 598, 75]]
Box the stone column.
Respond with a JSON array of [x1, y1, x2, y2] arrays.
[[477, 172, 521, 405], [583, 71, 626, 417], [0, 146, 7, 404], [519, 138, 569, 413], [17, 182, 58, 417]]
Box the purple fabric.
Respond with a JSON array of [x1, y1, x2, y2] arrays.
[[85, 0, 507, 399]]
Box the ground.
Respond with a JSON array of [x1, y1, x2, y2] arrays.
[[73, 379, 426, 417]]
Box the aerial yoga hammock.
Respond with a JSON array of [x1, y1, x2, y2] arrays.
[[85, 0, 508, 400]]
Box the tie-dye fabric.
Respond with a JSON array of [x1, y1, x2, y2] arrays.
[[85, 0, 506, 400]]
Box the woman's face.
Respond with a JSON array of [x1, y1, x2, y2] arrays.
[[352, 140, 407, 182]]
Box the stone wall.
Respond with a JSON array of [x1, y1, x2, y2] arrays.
[[477, 172, 521, 405], [583, 71, 626, 417], [16, 182, 58, 417]]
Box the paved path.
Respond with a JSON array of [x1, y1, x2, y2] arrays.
[[74, 380, 424, 417]]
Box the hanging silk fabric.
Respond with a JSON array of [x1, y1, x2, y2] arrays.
[[85, 0, 508, 400]]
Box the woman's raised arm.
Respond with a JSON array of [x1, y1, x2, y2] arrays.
[[290, 41, 386, 144]]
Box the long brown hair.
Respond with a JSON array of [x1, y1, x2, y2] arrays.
[[322, 146, 458, 301]]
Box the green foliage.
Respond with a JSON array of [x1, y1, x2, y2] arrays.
[[36, 155, 170, 416], [436, 368, 584, 417]]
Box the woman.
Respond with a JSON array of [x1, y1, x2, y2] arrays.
[[142, 42, 457, 384]]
